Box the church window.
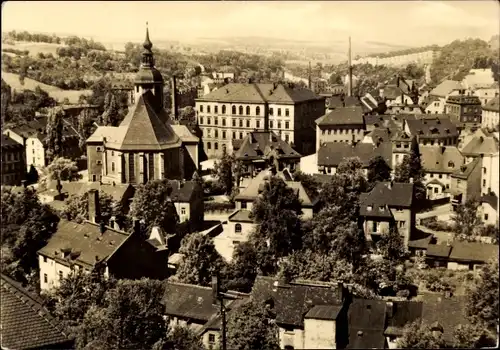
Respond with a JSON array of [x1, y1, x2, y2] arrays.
[[149, 154, 155, 180], [129, 153, 135, 182]]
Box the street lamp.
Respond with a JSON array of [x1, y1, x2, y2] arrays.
[[212, 274, 227, 350]]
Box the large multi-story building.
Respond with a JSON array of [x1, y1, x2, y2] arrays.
[[315, 106, 365, 150], [86, 28, 199, 184], [1, 134, 25, 186], [403, 117, 459, 147], [194, 83, 325, 158], [482, 96, 499, 129], [445, 94, 482, 128]]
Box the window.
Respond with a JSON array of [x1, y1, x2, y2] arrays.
[[483, 167, 487, 174], [32, 140, 34, 145], [256, 106, 261, 116], [233, 132, 236, 139], [199, 117, 204, 125], [439, 174, 442, 179], [379, 206, 384, 211], [235, 224, 242, 233], [232, 106, 236, 114], [215, 106, 218, 114], [270, 121, 274, 128], [241, 202, 247, 209], [372, 221, 378, 232], [483, 179, 486, 186], [222, 118, 226, 126], [215, 130, 218, 138], [111, 151, 114, 156], [215, 142, 219, 150], [215, 117, 218, 125], [246, 106, 250, 115], [269, 108, 274, 116], [32, 148, 35, 154], [285, 134, 289, 142], [278, 108, 282, 116], [285, 121, 289, 129], [59, 271, 63, 280], [44, 274, 48, 283], [246, 120, 250, 128], [285, 108, 290, 117], [92, 174, 97, 181], [207, 142, 211, 149], [209, 334, 216, 344], [97, 147, 102, 152], [434, 187, 439, 193], [485, 214, 489, 221], [278, 121, 282, 129], [222, 131, 226, 139], [367, 206, 372, 211], [239, 119, 243, 127], [111, 162, 115, 172], [239, 106, 243, 115], [200, 105, 204, 113], [207, 117, 211, 125], [232, 119, 236, 127], [222, 105, 226, 114], [207, 129, 211, 137], [43, 256, 47, 263], [207, 106, 211, 113], [239, 132, 243, 139], [256, 120, 260, 128], [97, 160, 102, 165]]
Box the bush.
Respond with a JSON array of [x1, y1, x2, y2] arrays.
[[204, 201, 235, 212]]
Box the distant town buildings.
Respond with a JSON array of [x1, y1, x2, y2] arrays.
[[352, 50, 437, 67]]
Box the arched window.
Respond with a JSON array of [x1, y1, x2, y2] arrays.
[[239, 106, 243, 115], [207, 142, 212, 149], [199, 117, 204, 125], [256, 106, 261, 116], [235, 224, 242, 233], [215, 142, 219, 150], [222, 105, 226, 114], [246, 106, 250, 115], [232, 105, 236, 114]]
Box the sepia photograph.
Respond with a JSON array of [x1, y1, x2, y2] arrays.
[[1, 1, 499, 349]]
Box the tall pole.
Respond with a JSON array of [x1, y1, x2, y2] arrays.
[[221, 297, 227, 350], [308, 61, 312, 90], [348, 36, 353, 97]]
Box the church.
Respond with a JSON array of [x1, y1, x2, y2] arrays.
[[87, 27, 199, 184]]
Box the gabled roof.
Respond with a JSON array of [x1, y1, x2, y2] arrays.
[[167, 180, 200, 202], [419, 146, 464, 174], [326, 95, 361, 109], [408, 236, 433, 249], [460, 133, 499, 156], [347, 298, 387, 349], [304, 305, 342, 320], [385, 301, 423, 336], [234, 130, 301, 161], [429, 80, 464, 98], [43, 181, 134, 203], [251, 276, 344, 328], [481, 193, 498, 211], [228, 209, 253, 223], [405, 117, 459, 138], [366, 128, 392, 144], [1, 274, 72, 350], [483, 96, 499, 112], [359, 182, 414, 217], [317, 142, 392, 168], [316, 106, 365, 126], [365, 114, 403, 130], [38, 220, 131, 268], [448, 242, 498, 263], [451, 157, 480, 180], [426, 243, 452, 258], [170, 124, 199, 143], [1, 134, 23, 149]]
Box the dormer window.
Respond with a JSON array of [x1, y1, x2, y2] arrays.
[[379, 206, 384, 211], [448, 161, 454, 168], [367, 206, 372, 211]]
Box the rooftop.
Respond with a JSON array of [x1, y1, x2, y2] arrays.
[[234, 130, 301, 161], [316, 106, 365, 126], [359, 182, 414, 217], [419, 146, 464, 174], [1, 134, 23, 149], [451, 157, 480, 180], [228, 209, 253, 223], [317, 142, 392, 168], [446, 94, 482, 105], [483, 96, 499, 112], [347, 298, 387, 349], [460, 133, 499, 156], [429, 80, 464, 98], [448, 241, 498, 263], [405, 117, 459, 139]]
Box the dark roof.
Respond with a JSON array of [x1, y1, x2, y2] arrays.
[[316, 106, 365, 126], [481, 193, 498, 210], [326, 95, 361, 109], [359, 182, 414, 217], [1, 134, 23, 149], [251, 276, 343, 328], [44, 181, 134, 203], [405, 117, 459, 138], [317, 142, 392, 168], [168, 180, 199, 202], [38, 220, 130, 268], [162, 282, 246, 323], [426, 243, 452, 258], [446, 95, 481, 105], [448, 242, 498, 263], [381, 85, 402, 100], [196, 83, 323, 104], [305, 305, 343, 320], [1, 274, 72, 350], [234, 130, 301, 161], [228, 209, 253, 223], [385, 301, 423, 336], [419, 146, 464, 174], [347, 298, 387, 349], [483, 96, 499, 112], [451, 158, 480, 180], [364, 114, 403, 130], [367, 128, 392, 144], [8, 116, 78, 140], [408, 236, 433, 249], [311, 173, 335, 185]]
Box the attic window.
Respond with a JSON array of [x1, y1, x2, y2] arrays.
[[357, 331, 363, 337], [367, 206, 372, 211], [418, 130, 424, 135], [448, 161, 455, 168], [379, 206, 384, 211], [445, 129, 450, 133]]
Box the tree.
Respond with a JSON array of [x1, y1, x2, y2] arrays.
[[225, 242, 259, 293], [77, 108, 96, 151], [212, 147, 234, 195], [397, 320, 446, 348], [160, 325, 204, 350], [129, 179, 180, 234], [376, 226, 407, 262], [26, 164, 39, 184], [62, 191, 116, 224], [367, 156, 392, 190], [466, 257, 499, 330], [174, 232, 227, 287], [100, 93, 121, 126], [394, 137, 426, 201], [38, 157, 82, 191], [226, 299, 280, 350], [1, 187, 59, 287], [179, 106, 196, 122], [1, 78, 11, 126], [452, 323, 496, 348], [292, 170, 320, 199], [452, 197, 482, 240], [44, 106, 65, 161]]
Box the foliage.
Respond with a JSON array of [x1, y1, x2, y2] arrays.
[[420, 216, 455, 232], [61, 191, 118, 224], [1, 187, 59, 286], [26, 164, 39, 184], [367, 156, 392, 190], [1, 78, 12, 127], [212, 147, 235, 195], [38, 157, 82, 190], [159, 326, 205, 350], [394, 137, 426, 201], [129, 179, 180, 234], [397, 320, 446, 348], [44, 106, 65, 161], [100, 92, 122, 126], [204, 201, 235, 212], [77, 108, 97, 151], [376, 226, 407, 262], [225, 242, 260, 293], [452, 322, 497, 348], [178, 106, 196, 122], [4, 30, 63, 44], [292, 170, 320, 199], [174, 232, 227, 287], [465, 256, 499, 330], [452, 197, 482, 240], [226, 299, 281, 350]]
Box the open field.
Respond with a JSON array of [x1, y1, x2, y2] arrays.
[[1, 71, 91, 104], [2, 41, 65, 57]]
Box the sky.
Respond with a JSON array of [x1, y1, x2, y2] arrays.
[[2, 1, 499, 47]]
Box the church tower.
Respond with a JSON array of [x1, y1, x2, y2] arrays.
[[134, 23, 164, 111]]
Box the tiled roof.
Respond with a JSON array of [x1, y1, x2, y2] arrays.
[[429, 80, 464, 98], [228, 209, 253, 223], [364, 114, 403, 130], [426, 178, 445, 187], [451, 158, 480, 180], [38, 220, 130, 268], [170, 124, 199, 143], [1, 134, 23, 149], [234, 131, 301, 161], [366, 128, 392, 144], [384, 301, 423, 336], [1, 274, 72, 350], [460, 134, 499, 156], [426, 243, 452, 258], [199, 297, 249, 334], [347, 298, 387, 349], [381, 85, 402, 100], [8, 116, 78, 141], [483, 96, 499, 112], [251, 276, 343, 328], [481, 193, 498, 210], [448, 242, 498, 263], [419, 146, 464, 174], [316, 106, 365, 126], [304, 305, 342, 320], [359, 182, 414, 217], [326, 95, 361, 109], [196, 83, 323, 104], [405, 117, 459, 138], [408, 236, 433, 249], [44, 181, 134, 203], [317, 142, 392, 168]]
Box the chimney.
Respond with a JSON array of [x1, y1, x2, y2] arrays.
[[441, 146, 445, 154], [351, 133, 356, 146], [171, 76, 178, 121], [99, 221, 106, 235], [386, 301, 394, 318], [409, 177, 414, 183], [88, 189, 100, 224], [133, 218, 141, 235]]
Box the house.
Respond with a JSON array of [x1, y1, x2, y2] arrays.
[[359, 182, 415, 249], [425, 243, 453, 268], [162, 281, 248, 348], [471, 82, 499, 106], [425, 241, 498, 271], [482, 96, 499, 129], [462, 68, 496, 91], [1, 134, 26, 186], [325, 95, 361, 112], [233, 130, 301, 176], [195, 82, 325, 157], [315, 106, 365, 150], [1, 274, 74, 350], [479, 193, 498, 226], [364, 114, 402, 133], [419, 145, 465, 199], [390, 130, 414, 168], [86, 28, 199, 184], [426, 80, 465, 114], [214, 209, 255, 261], [251, 276, 350, 350], [362, 128, 393, 145], [403, 117, 459, 146], [450, 158, 481, 207], [444, 94, 482, 128], [317, 141, 392, 176], [37, 190, 171, 290], [347, 298, 387, 349]]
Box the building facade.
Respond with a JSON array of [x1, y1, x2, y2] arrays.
[[445, 95, 482, 128], [1, 134, 26, 186], [315, 106, 365, 150], [482, 96, 499, 129]]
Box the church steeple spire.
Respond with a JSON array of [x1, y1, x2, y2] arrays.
[[143, 22, 153, 51], [141, 22, 154, 67]]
